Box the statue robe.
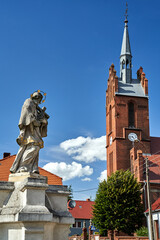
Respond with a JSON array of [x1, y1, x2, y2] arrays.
[[10, 98, 48, 173]]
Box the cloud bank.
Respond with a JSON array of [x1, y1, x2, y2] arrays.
[[43, 161, 93, 181], [60, 135, 106, 163], [98, 170, 107, 182]]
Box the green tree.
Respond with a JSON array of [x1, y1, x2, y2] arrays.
[[68, 185, 73, 201], [92, 170, 144, 236]]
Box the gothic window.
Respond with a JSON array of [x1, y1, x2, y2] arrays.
[[109, 105, 112, 132], [128, 102, 134, 128]]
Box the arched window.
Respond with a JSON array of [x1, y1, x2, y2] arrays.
[[109, 105, 112, 132], [128, 102, 134, 127], [126, 59, 129, 69], [122, 60, 125, 69]]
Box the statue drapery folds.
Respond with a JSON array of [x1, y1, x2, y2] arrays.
[[10, 91, 49, 174]]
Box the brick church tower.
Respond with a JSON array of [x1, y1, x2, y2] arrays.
[[106, 16, 151, 177]]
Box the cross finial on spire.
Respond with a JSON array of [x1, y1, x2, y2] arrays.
[[125, 2, 128, 22], [120, 1, 132, 83]]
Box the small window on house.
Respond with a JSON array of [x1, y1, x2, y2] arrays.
[[72, 221, 82, 228], [128, 102, 135, 128], [72, 223, 76, 228], [79, 205, 82, 209], [77, 222, 82, 228]]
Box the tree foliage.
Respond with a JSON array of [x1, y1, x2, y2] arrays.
[[92, 170, 144, 236]]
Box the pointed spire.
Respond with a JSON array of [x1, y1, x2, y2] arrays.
[[120, 18, 132, 57], [120, 3, 132, 83]]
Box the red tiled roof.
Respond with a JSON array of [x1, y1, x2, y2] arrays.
[[39, 168, 62, 185], [0, 155, 62, 185], [69, 200, 94, 219], [145, 197, 160, 213]]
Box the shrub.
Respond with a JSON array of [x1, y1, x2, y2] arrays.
[[136, 226, 148, 236]]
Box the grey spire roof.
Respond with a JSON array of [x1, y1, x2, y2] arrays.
[[116, 78, 147, 98], [120, 20, 132, 56]]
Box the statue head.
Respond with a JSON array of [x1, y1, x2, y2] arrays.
[[31, 91, 43, 104]]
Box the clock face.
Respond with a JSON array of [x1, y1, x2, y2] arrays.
[[128, 133, 138, 142], [110, 136, 112, 145]]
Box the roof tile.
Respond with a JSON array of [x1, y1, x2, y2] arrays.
[[69, 200, 94, 219], [0, 155, 62, 185]]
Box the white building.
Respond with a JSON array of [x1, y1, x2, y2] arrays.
[[145, 197, 160, 240]]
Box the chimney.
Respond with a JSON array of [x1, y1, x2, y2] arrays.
[[86, 198, 90, 201], [3, 152, 11, 158]]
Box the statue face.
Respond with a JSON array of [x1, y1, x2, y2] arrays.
[[31, 92, 43, 105], [33, 97, 42, 105]]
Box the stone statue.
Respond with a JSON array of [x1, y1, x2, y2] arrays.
[[10, 91, 49, 174]]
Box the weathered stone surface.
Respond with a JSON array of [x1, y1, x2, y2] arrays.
[[8, 172, 47, 183], [0, 177, 74, 240], [10, 91, 49, 174], [0, 182, 14, 210]]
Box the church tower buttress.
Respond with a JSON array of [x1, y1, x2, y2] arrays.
[[106, 17, 150, 177]]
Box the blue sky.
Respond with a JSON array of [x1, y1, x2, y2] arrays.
[[0, 0, 160, 200]]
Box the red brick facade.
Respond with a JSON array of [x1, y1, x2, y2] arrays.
[[106, 63, 160, 207], [106, 65, 150, 177]]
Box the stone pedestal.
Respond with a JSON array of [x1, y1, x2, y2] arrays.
[[0, 174, 74, 240], [8, 172, 47, 182]]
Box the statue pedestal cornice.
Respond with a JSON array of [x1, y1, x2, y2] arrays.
[[8, 172, 47, 183]]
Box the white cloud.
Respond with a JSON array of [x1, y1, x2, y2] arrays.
[[98, 170, 107, 182], [60, 135, 106, 163], [43, 161, 93, 181], [81, 177, 92, 182]]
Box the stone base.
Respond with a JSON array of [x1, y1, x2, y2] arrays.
[[8, 172, 48, 183], [0, 177, 74, 240]]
